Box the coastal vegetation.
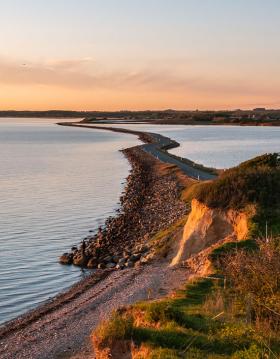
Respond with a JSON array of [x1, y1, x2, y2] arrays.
[[92, 153, 280, 358], [93, 237, 280, 358], [186, 153, 280, 237]]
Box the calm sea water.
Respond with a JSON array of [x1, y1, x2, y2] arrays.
[[0, 120, 279, 325], [0, 119, 138, 325], [164, 125, 280, 168], [109, 124, 280, 168]]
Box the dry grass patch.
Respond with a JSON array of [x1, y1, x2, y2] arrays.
[[150, 216, 188, 258]]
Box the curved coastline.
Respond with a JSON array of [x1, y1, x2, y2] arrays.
[[56, 122, 217, 271], [58, 121, 217, 180], [0, 122, 216, 358]]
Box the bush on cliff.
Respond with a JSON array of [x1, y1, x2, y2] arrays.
[[193, 153, 280, 236]]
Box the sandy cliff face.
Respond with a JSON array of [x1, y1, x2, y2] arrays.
[[171, 199, 248, 266]]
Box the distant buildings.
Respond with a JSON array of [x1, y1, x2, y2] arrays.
[[253, 108, 266, 111]]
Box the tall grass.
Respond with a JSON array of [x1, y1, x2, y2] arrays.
[[220, 237, 280, 333]]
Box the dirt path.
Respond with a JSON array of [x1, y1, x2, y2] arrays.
[[0, 262, 189, 359]]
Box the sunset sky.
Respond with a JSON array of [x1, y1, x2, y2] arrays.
[[0, 0, 280, 110]]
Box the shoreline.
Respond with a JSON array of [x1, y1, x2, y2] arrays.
[[58, 122, 216, 270], [86, 118, 280, 127], [0, 121, 208, 327], [0, 125, 193, 358], [0, 111, 279, 126]]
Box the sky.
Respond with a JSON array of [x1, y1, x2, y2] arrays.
[[0, 0, 279, 110]]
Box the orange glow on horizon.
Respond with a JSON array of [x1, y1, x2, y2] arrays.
[[0, 82, 279, 111]]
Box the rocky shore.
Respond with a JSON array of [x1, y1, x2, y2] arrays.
[[0, 135, 191, 359], [60, 146, 188, 270]]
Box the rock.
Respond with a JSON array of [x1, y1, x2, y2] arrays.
[[59, 253, 73, 265], [116, 264, 125, 270], [140, 257, 149, 265], [73, 254, 88, 267], [129, 253, 141, 262], [104, 255, 113, 263], [106, 262, 116, 269], [112, 255, 119, 264], [118, 258, 126, 265], [135, 245, 147, 253], [126, 261, 134, 268], [146, 253, 154, 261], [87, 258, 96, 269], [141, 246, 149, 253]]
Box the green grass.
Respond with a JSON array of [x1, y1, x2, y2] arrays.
[[92, 153, 280, 358], [209, 239, 258, 263], [103, 277, 280, 358], [93, 311, 133, 348], [193, 153, 280, 237], [132, 280, 250, 356], [93, 275, 280, 358]]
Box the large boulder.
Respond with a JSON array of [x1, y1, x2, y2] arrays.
[[129, 253, 141, 262], [118, 258, 126, 265], [112, 255, 119, 264], [103, 255, 113, 263], [59, 253, 73, 265], [106, 262, 116, 269], [126, 261, 134, 268], [87, 257, 97, 269], [73, 254, 89, 267]]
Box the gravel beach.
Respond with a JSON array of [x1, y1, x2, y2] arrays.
[[0, 262, 189, 359], [0, 123, 196, 358]]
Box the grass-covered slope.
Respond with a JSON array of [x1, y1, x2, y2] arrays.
[[189, 153, 280, 237], [93, 237, 280, 358], [93, 275, 280, 358], [92, 154, 280, 359]]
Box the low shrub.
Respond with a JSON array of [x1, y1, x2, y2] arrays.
[[193, 153, 280, 237], [221, 237, 280, 332], [209, 239, 258, 263], [93, 311, 133, 348]]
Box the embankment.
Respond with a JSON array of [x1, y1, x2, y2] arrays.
[[59, 146, 188, 271]]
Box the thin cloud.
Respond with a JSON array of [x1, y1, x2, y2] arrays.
[[0, 56, 279, 99]]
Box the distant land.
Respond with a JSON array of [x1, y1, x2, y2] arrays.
[[1, 109, 280, 126]]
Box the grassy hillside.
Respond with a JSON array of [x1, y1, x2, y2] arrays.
[[93, 237, 280, 358], [188, 153, 280, 237]]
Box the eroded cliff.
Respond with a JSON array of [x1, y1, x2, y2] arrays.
[[171, 199, 249, 266]]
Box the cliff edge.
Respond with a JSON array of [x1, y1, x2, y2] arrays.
[[171, 198, 248, 266]]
